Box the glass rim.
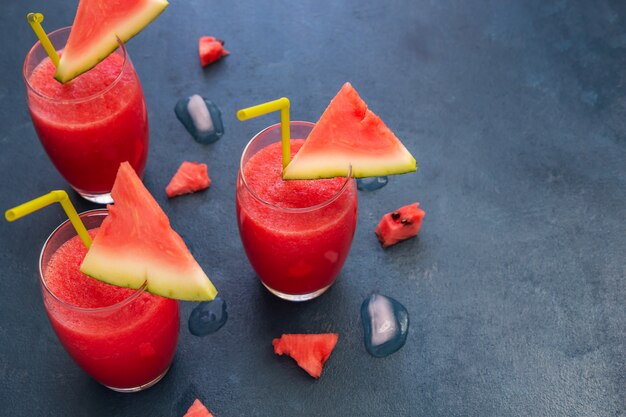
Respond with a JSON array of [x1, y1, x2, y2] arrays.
[[38, 208, 147, 314], [23, 26, 130, 104], [239, 121, 353, 214]]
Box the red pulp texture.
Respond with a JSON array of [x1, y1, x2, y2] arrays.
[[272, 333, 339, 378], [199, 36, 229, 67], [236, 140, 358, 295], [27, 52, 148, 195], [43, 229, 179, 389]]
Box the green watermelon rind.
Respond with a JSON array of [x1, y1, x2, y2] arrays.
[[54, 0, 169, 84], [283, 152, 417, 180], [81, 246, 218, 301]]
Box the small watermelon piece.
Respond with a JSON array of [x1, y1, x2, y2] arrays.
[[183, 399, 214, 417], [272, 333, 339, 378], [199, 36, 229, 67], [80, 162, 217, 301], [55, 0, 169, 83], [375, 203, 425, 248], [166, 161, 211, 198], [282, 82, 416, 180]]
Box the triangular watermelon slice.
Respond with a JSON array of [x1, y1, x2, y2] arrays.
[[55, 0, 169, 83], [183, 399, 214, 417], [80, 162, 217, 301], [272, 333, 339, 378], [282, 82, 417, 180]]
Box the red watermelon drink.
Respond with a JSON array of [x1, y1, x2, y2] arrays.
[[23, 27, 148, 204], [39, 209, 179, 392], [236, 122, 358, 301]]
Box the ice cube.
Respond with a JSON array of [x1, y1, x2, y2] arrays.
[[175, 95, 224, 144], [361, 293, 409, 357], [188, 297, 228, 336], [368, 295, 397, 346], [187, 94, 214, 133], [357, 176, 388, 191]]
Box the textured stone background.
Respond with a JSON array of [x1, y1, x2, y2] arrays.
[[0, 0, 624, 416]]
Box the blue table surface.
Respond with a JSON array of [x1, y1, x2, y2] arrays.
[[0, 1, 624, 416]]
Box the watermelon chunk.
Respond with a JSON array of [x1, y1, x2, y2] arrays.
[[282, 82, 416, 180], [272, 333, 339, 378], [375, 203, 425, 248], [199, 36, 229, 67], [183, 399, 214, 417], [55, 0, 169, 83], [80, 162, 217, 301], [166, 161, 211, 198]]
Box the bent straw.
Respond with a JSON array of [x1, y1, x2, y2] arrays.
[[237, 97, 291, 169], [5, 190, 92, 249], [27, 13, 60, 68]]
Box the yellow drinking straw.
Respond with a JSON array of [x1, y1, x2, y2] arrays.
[[237, 97, 291, 169], [5, 190, 92, 249], [27, 12, 60, 68]]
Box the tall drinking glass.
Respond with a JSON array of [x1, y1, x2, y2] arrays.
[[39, 209, 179, 392], [236, 122, 358, 301], [23, 27, 149, 204]]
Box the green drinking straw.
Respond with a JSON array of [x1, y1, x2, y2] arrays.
[[237, 97, 291, 169], [27, 12, 60, 68], [5, 190, 92, 249]]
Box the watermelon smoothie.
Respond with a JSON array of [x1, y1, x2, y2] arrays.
[[23, 27, 148, 204], [39, 210, 179, 392], [236, 122, 358, 301]]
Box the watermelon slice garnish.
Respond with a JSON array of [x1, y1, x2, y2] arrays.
[[166, 161, 211, 198], [272, 333, 339, 378], [282, 82, 417, 180], [183, 399, 214, 417], [80, 162, 217, 301], [55, 0, 169, 83]]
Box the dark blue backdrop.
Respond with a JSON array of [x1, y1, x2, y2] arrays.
[[0, 0, 624, 415]]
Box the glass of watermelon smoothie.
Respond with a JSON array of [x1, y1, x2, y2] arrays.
[[23, 27, 149, 204], [236, 122, 358, 301], [39, 209, 179, 392]]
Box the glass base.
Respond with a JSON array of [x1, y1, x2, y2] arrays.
[[262, 282, 333, 302], [103, 365, 170, 393], [77, 191, 113, 205]]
